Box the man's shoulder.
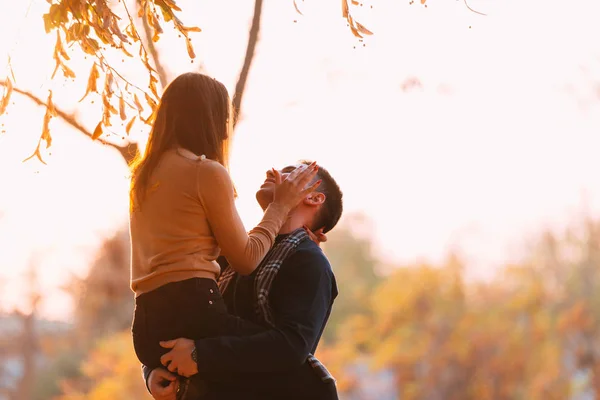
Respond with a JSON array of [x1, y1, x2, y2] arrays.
[[280, 239, 333, 276]]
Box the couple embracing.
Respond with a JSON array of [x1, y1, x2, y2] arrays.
[[129, 72, 344, 400]]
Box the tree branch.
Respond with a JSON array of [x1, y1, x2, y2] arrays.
[[232, 0, 264, 128], [137, 0, 169, 89], [0, 81, 138, 164]]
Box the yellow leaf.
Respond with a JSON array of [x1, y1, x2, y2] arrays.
[[348, 15, 363, 38], [0, 78, 13, 115], [80, 63, 99, 102], [144, 92, 158, 111], [161, 0, 182, 12], [293, 0, 304, 15], [133, 93, 144, 112], [125, 116, 137, 134], [185, 38, 196, 59], [61, 63, 76, 79], [92, 122, 103, 140], [149, 75, 159, 99], [183, 26, 202, 32], [119, 96, 126, 121], [55, 31, 70, 60], [355, 22, 373, 35]]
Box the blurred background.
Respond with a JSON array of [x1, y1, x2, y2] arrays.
[[1, 0, 600, 398]]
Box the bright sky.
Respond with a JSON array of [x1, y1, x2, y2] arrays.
[[0, 0, 599, 321]]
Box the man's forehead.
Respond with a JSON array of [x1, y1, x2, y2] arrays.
[[280, 164, 303, 173]]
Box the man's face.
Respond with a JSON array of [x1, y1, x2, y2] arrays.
[[255, 164, 300, 210]]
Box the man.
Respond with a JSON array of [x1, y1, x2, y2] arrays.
[[144, 161, 343, 400]]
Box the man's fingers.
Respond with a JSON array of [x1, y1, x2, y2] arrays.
[[156, 368, 177, 381], [160, 340, 177, 349], [154, 381, 176, 397], [160, 352, 173, 368], [167, 361, 178, 373]]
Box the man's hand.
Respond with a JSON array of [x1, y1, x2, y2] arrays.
[[160, 338, 198, 377], [148, 368, 178, 400], [304, 225, 327, 247]]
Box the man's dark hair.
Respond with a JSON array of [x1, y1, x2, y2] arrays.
[[300, 160, 343, 233]]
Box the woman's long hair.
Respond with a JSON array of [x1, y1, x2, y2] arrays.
[[129, 72, 234, 211]]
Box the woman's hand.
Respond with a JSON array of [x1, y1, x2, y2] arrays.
[[159, 338, 198, 378], [272, 162, 321, 211], [304, 225, 327, 247]]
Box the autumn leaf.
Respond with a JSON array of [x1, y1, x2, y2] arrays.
[[149, 75, 159, 99], [0, 78, 13, 115], [119, 96, 127, 120], [61, 63, 76, 79], [183, 26, 202, 33], [80, 63, 100, 102], [144, 92, 158, 111], [355, 22, 373, 35], [92, 122, 104, 140], [185, 38, 196, 59], [55, 31, 70, 61], [293, 0, 304, 15], [125, 116, 137, 134], [133, 93, 144, 112], [342, 0, 349, 18]]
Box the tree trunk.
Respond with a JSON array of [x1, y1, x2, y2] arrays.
[[137, 0, 169, 89], [232, 0, 264, 128]]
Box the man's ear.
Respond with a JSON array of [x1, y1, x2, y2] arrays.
[[302, 192, 325, 207]]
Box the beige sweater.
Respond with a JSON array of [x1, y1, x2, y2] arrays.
[[130, 148, 289, 297]]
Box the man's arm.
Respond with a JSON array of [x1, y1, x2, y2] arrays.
[[193, 247, 333, 375]]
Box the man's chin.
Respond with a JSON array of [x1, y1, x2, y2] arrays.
[[255, 189, 274, 211]]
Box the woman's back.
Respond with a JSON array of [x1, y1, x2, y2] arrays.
[[130, 148, 221, 296]]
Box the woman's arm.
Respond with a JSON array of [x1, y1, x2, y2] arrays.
[[197, 161, 287, 275]]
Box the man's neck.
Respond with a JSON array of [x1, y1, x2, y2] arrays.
[[279, 212, 309, 235]]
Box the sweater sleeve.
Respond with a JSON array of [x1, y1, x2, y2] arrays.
[[197, 161, 289, 276]]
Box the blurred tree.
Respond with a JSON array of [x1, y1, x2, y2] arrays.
[[56, 330, 148, 399], [321, 213, 381, 342], [65, 228, 133, 343]]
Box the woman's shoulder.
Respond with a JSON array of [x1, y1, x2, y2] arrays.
[[195, 158, 233, 191]]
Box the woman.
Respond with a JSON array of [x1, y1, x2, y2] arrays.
[[129, 72, 320, 373]]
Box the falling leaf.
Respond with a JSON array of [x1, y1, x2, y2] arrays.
[[355, 22, 373, 35], [149, 74, 159, 99], [61, 63, 76, 79], [80, 63, 100, 102], [293, 0, 304, 15], [183, 26, 202, 33], [145, 92, 158, 111], [119, 96, 127, 120], [92, 122, 104, 140], [185, 38, 196, 59], [126, 116, 137, 134], [0, 78, 13, 115], [133, 93, 144, 112], [55, 31, 70, 60], [342, 0, 349, 18]]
